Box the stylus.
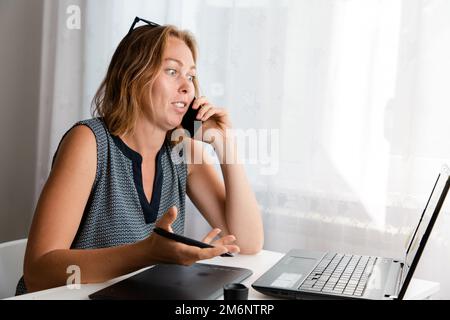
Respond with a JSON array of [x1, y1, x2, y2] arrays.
[[153, 227, 234, 257]]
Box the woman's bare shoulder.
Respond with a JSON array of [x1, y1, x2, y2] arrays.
[[51, 124, 97, 176]]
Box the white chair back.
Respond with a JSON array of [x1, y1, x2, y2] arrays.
[[0, 239, 27, 299]]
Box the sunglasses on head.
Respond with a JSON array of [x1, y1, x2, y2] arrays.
[[127, 16, 160, 36]]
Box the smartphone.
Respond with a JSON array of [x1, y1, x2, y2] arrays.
[[181, 97, 201, 138]]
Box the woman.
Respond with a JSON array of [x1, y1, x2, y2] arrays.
[[17, 20, 263, 295]]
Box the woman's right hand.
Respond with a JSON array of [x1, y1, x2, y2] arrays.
[[142, 206, 240, 266]]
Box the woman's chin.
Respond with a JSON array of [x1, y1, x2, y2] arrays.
[[168, 116, 183, 129], [164, 120, 182, 132]]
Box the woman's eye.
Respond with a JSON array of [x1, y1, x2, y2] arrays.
[[187, 75, 196, 82], [166, 69, 177, 76]]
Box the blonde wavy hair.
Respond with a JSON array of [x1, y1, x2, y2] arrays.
[[92, 24, 200, 137]]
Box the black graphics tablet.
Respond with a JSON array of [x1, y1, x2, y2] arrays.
[[89, 263, 253, 300]]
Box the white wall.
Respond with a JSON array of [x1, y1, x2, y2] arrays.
[[0, 0, 44, 242]]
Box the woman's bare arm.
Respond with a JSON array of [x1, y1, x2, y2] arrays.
[[24, 126, 235, 292], [186, 138, 264, 254], [24, 126, 145, 291]]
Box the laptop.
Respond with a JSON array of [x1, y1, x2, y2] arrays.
[[89, 263, 252, 300], [252, 165, 450, 300]]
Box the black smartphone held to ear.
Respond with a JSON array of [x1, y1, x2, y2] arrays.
[[181, 97, 201, 138]]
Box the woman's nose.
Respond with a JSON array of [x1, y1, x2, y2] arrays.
[[179, 86, 188, 94], [178, 76, 191, 94]]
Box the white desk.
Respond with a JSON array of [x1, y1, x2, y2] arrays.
[[6, 250, 439, 300]]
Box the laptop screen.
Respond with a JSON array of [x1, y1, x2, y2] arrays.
[[399, 165, 450, 298]]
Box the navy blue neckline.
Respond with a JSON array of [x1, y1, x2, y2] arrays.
[[111, 135, 164, 224]]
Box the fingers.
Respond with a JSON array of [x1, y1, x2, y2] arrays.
[[202, 230, 239, 247], [171, 241, 241, 266], [196, 246, 229, 261], [155, 206, 178, 231], [212, 234, 240, 254], [171, 243, 225, 266], [212, 234, 236, 245], [223, 244, 241, 254], [192, 96, 215, 121], [192, 96, 209, 110], [202, 228, 222, 244], [203, 231, 241, 256], [179, 232, 241, 262], [191, 96, 230, 129], [200, 107, 218, 121], [196, 104, 213, 120], [152, 224, 240, 265]]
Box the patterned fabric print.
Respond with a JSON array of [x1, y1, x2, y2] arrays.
[[15, 118, 187, 295]]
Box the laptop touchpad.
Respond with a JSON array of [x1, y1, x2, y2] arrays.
[[269, 257, 317, 289]]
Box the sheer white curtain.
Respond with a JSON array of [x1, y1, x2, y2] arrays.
[[36, 0, 450, 298]]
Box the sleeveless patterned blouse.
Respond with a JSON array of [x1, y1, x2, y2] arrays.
[[16, 118, 187, 295]]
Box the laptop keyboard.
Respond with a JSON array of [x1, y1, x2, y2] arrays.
[[299, 253, 377, 297]]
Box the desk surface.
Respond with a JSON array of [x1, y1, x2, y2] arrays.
[[6, 250, 439, 300]]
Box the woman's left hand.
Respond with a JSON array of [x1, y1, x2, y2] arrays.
[[192, 96, 232, 143]]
